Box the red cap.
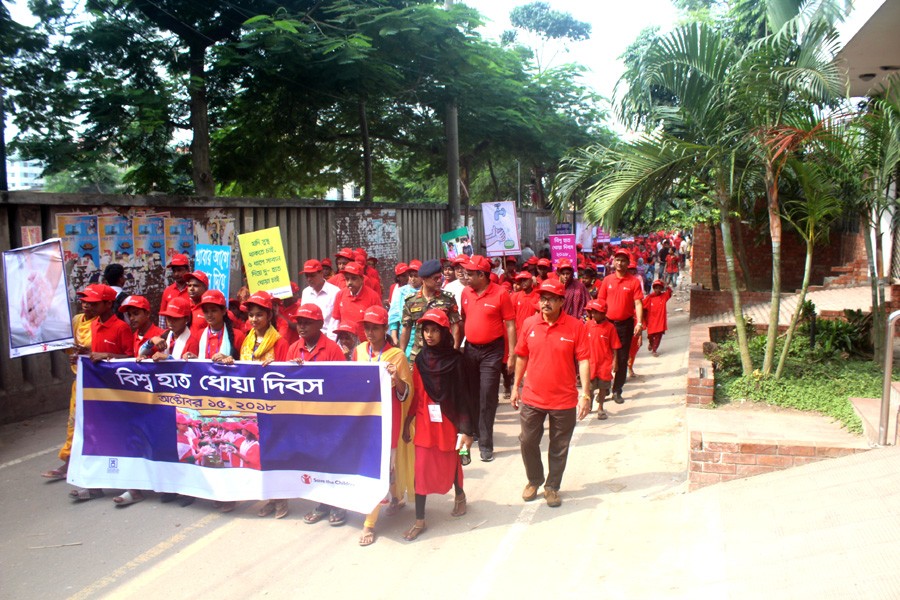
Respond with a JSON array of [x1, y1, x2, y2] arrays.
[[652, 279, 665, 287], [525, 256, 539, 266], [78, 284, 118, 303], [537, 279, 566, 297], [242, 422, 259, 437], [302, 259, 323, 274], [199, 289, 227, 308], [586, 299, 607, 313], [355, 247, 368, 259], [583, 262, 597, 272], [118, 295, 151, 312], [537, 258, 551, 268], [176, 412, 190, 425], [334, 322, 358, 336], [368, 256, 378, 264], [291, 303, 324, 321], [290, 281, 300, 294], [336, 247, 355, 261], [361, 306, 389, 325], [341, 262, 365, 277], [514, 272, 533, 281], [241, 290, 274, 311], [321, 258, 333, 268], [167, 254, 190, 268], [184, 271, 209, 288], [555, 258, 574, 271], [159, 297, 192, 318], [417, 308, 450, 329], [613, 249, 631, 260], [505, 256, 518, 263], [464, 255, 492, 273], [394, 262, 409, 276], [451, 255, 468, 266], [408, 260, 422, 271], [353, 250, 367, 265]]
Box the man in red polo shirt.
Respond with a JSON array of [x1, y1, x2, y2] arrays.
[[158, 254, 191, 327], [510, 279, 590, 508], [460, 255, 516, 462], [184, 270, 210, 337], [596, 249, 644, 403], [333, 261, 382, 338], [286, 304, 345, 363], [511, 271, 538, 332], [79, 284, 134, 361]]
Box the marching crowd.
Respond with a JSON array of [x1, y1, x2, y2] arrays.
[[41, 232, 686, 546]]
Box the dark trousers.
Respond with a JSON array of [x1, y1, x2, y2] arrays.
[[464, 337, 504, 452], [610, 317, 634, 394], [519, 403, 577, 490], [648, 332, 664, 353]]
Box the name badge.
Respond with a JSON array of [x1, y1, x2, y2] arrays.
[[428, 403, 443, 423]]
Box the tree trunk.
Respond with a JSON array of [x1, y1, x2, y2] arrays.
[[775, 237, 813, 379], [358, 97, 373, 202], [459, 156, 471, 208], [487, 156, 501, 201], [762, 161, 782, 375], [446, 100, 460, 230], [719, 190, 753, 375], [188, 43, 215, 197], [732, 219, 754, 290], [709, 220, 720, 291]]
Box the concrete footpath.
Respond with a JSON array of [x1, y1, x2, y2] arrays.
[[2, 291, 899, 599]]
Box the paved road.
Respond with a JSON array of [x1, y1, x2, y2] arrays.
[[1, 308, 691, 600]]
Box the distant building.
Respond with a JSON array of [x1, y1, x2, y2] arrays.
[[6, 157, 44, 190], [325, 183, 361, 202]]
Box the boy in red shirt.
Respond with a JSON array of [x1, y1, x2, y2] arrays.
[[665, 252, 680, 288], [585, 300, 621, 420], [119, 295, 165, 357], [643, 279, 673, 356]]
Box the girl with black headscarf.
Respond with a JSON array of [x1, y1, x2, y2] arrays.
[[401, 309, 477, 541]]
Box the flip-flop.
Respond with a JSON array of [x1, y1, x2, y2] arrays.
[[403, 522, 427, 541], [257, 501, 276, 517], [303, 508, 328, 524], [42, 468, 67, 481], [328, 508, 347, 527], [274, 500, 289, 519], [113, 490, 145, 506], [451, 493, 467, 517], [359, 529, 376, 547], [69, 487, 104, 501]]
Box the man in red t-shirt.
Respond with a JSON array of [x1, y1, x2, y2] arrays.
[[286, 304, 345, 363], [158, 254, 191, 327], [596, 249, 644, 403], [511, 271, 538, 332], [184, 270, 210, 337], [79, 284, 134, 361], [585, 299, 621, 420], [510, 279, 590, 508], [332, 261, 383, 339], [460, 255, 516, 462]]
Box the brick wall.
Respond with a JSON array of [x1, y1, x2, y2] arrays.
[[689, 289, 775, 319], [688, 432, 868, 491], [691, 222, 854, 292], [686, 324, 715, 406]]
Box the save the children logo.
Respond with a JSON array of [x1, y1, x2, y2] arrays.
[[300, 474, 312, 485], [107, 458, 119, 473]]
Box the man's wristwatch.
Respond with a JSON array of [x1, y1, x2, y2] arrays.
[[579, 393, 591, 402]]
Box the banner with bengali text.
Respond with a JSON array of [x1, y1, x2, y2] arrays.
[[69, 359, 391, 513], [194, 244, 232, 295]]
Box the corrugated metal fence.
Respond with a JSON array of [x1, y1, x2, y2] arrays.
[[0, 192, 564, 424]]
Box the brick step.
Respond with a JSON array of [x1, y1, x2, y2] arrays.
[[830, 266, 854, 274]]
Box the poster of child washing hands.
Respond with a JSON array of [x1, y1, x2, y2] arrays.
[[3, 238, 74, 357]]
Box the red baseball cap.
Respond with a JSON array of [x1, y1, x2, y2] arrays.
[[408, 259, 422, 271], [451, 256, 468, 266], [555, 258, 574, 271], [118, 295, 151, 312], [537, 279, 566, 297], [291, 303, 324, 322], [514, 272, 533, 281], [242, 422, 259, 437], [241, 290, 274, 312], [321, 258, 333, 268], [334, 323, 358, 336], [464, 255, 492, 273], [417, 308, 450, 329], [525, 256, 539, 266], [537, 258, 552, 268], [361, 306, 389, 325], [159, 296, 192, 318], [290, 281, 300, 294], [653, 279, 665, 287], [302, 259, 323, 274], [613, 249, 631, 260], [167, 254, 190, 268], [336, 247, 355, 261], [394, 262, 409, 276], [355, 247, 368, 259], [78, 284, 118, 303], [586, 299, 608, 313], [183, 270, 209, 288], [341, 261, 365, 277], [199, 289, 227, 308]]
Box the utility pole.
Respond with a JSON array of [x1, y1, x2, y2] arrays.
[[445, 0, 460, 231]]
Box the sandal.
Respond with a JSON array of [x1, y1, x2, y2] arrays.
[[451, 492, 467, 517], [403, 521, 427, 541], [160, 493, 178, 503], [113, 490, 145, 506], [258, 501, 276, 517], [69, 487, 103, 501], [303, 507, 328, 524], [328, 508, 347, 527], [598, 410, 608, 420], [218, 501, 236, 513], [179, 495, 195, 507], [274, 500, 289, 519], [42, 467, 67, 481], [359, 528, 376, 547], [383, 498, 405, 517]]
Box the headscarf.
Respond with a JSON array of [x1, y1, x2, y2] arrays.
[[414, 324, 477, 435]]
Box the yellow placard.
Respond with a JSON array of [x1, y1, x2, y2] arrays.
[[238, 227, 292, 299]]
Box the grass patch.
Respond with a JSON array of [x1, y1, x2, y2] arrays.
[[708, 331, 896, 434]]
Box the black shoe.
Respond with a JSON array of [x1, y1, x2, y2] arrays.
[[178, 495, 195, 507], [160, 493, 177, 503], [480, 449, 494, 462], [614, 391, 624, 404]]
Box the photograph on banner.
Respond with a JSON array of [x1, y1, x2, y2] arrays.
[[98, 214, 133, 271], [131, 215, 167, 309], [69, 359, 391, 512], [195, 244, 232, 295], [440, 226, 474, 259], [481, 201, 521, 257], [549, 234, 577, 269], [57, 213, 101, 299], [238, 227, 291, 298], [3, 239, 74, 358], [576, 221, 595, 252], [164, 218, 195, 264]]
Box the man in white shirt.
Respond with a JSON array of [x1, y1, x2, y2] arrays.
[[300, 259, 340, 340]]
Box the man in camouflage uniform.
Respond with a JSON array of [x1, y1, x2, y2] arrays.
[[399, 259, 461, 359]]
